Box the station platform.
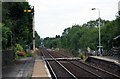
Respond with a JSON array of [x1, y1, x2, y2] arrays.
[[87, 56, 120, 67], [32, 56, 51, 79], [90, 56, 119, 63]]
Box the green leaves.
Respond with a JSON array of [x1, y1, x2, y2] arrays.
[[1, 23, 11, 49], [43, 17, 120, 55], [14, 44, 23, 52], [2, 2, 37, 50]]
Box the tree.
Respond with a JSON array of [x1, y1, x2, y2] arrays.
[[35, 31, 41, 48], [1, 23, 11, 49], [43, 17, 120, 56], [2, 2, 35, 50]]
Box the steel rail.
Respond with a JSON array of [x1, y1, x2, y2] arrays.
[[66, 60, 102, 78], [46, 51, 78, 79], [41, 50, 57, 79], [48, 49, 120, 78], [77, 60, 120, 78], [47, 50, 102, 78]]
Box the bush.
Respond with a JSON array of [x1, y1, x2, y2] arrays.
[[13, 44, 26, 59], [26, 53, 33, 57], [79, 53, 85, 59], [14, 44, 23, 51]]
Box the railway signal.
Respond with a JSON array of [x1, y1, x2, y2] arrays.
[[24, 6, 35, 53]]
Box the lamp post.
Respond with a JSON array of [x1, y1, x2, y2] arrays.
[[24, 6, 35, 53], [118, 1, 120, 15], [92, 8, 102, 56]]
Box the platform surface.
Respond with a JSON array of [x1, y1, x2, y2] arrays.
[[32, 57, 51, 78], [2, 57, 34, 78], [90, 56, 120, 66]]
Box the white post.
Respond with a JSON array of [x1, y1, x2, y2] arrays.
[[118, 1, 120, 15], [98, 9, 102, 56], [92, 8, 102, 56], [33, 6, 35, 53]]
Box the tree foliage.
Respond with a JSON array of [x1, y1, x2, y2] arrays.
[[43, 17, 120, 55], [2, 2, 40, 50]]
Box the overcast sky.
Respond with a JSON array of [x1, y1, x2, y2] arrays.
[[28, 0, 119, 38]]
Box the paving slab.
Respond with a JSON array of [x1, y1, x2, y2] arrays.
[[32, 57, 51, 79], [2, 57, 34, 79]]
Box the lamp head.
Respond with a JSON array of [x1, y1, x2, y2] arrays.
[[91, 8, 96, 10]]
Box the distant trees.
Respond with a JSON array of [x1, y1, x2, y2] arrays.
[[43, 17, 120, 55], [43, 37, 60, 49], [35, 31, 41, 48]]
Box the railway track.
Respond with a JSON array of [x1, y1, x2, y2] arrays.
[[69, 60, 120, 79], [41, 49, 77, 79], [40, 48, 120, 79], [48, 50, 69, 58], [86, 58, 120, 76]]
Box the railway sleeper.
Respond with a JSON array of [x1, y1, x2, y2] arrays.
[[46, 58, 81, 61]]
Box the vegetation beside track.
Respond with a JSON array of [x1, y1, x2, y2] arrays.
[[43, 17, 120, 56]]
